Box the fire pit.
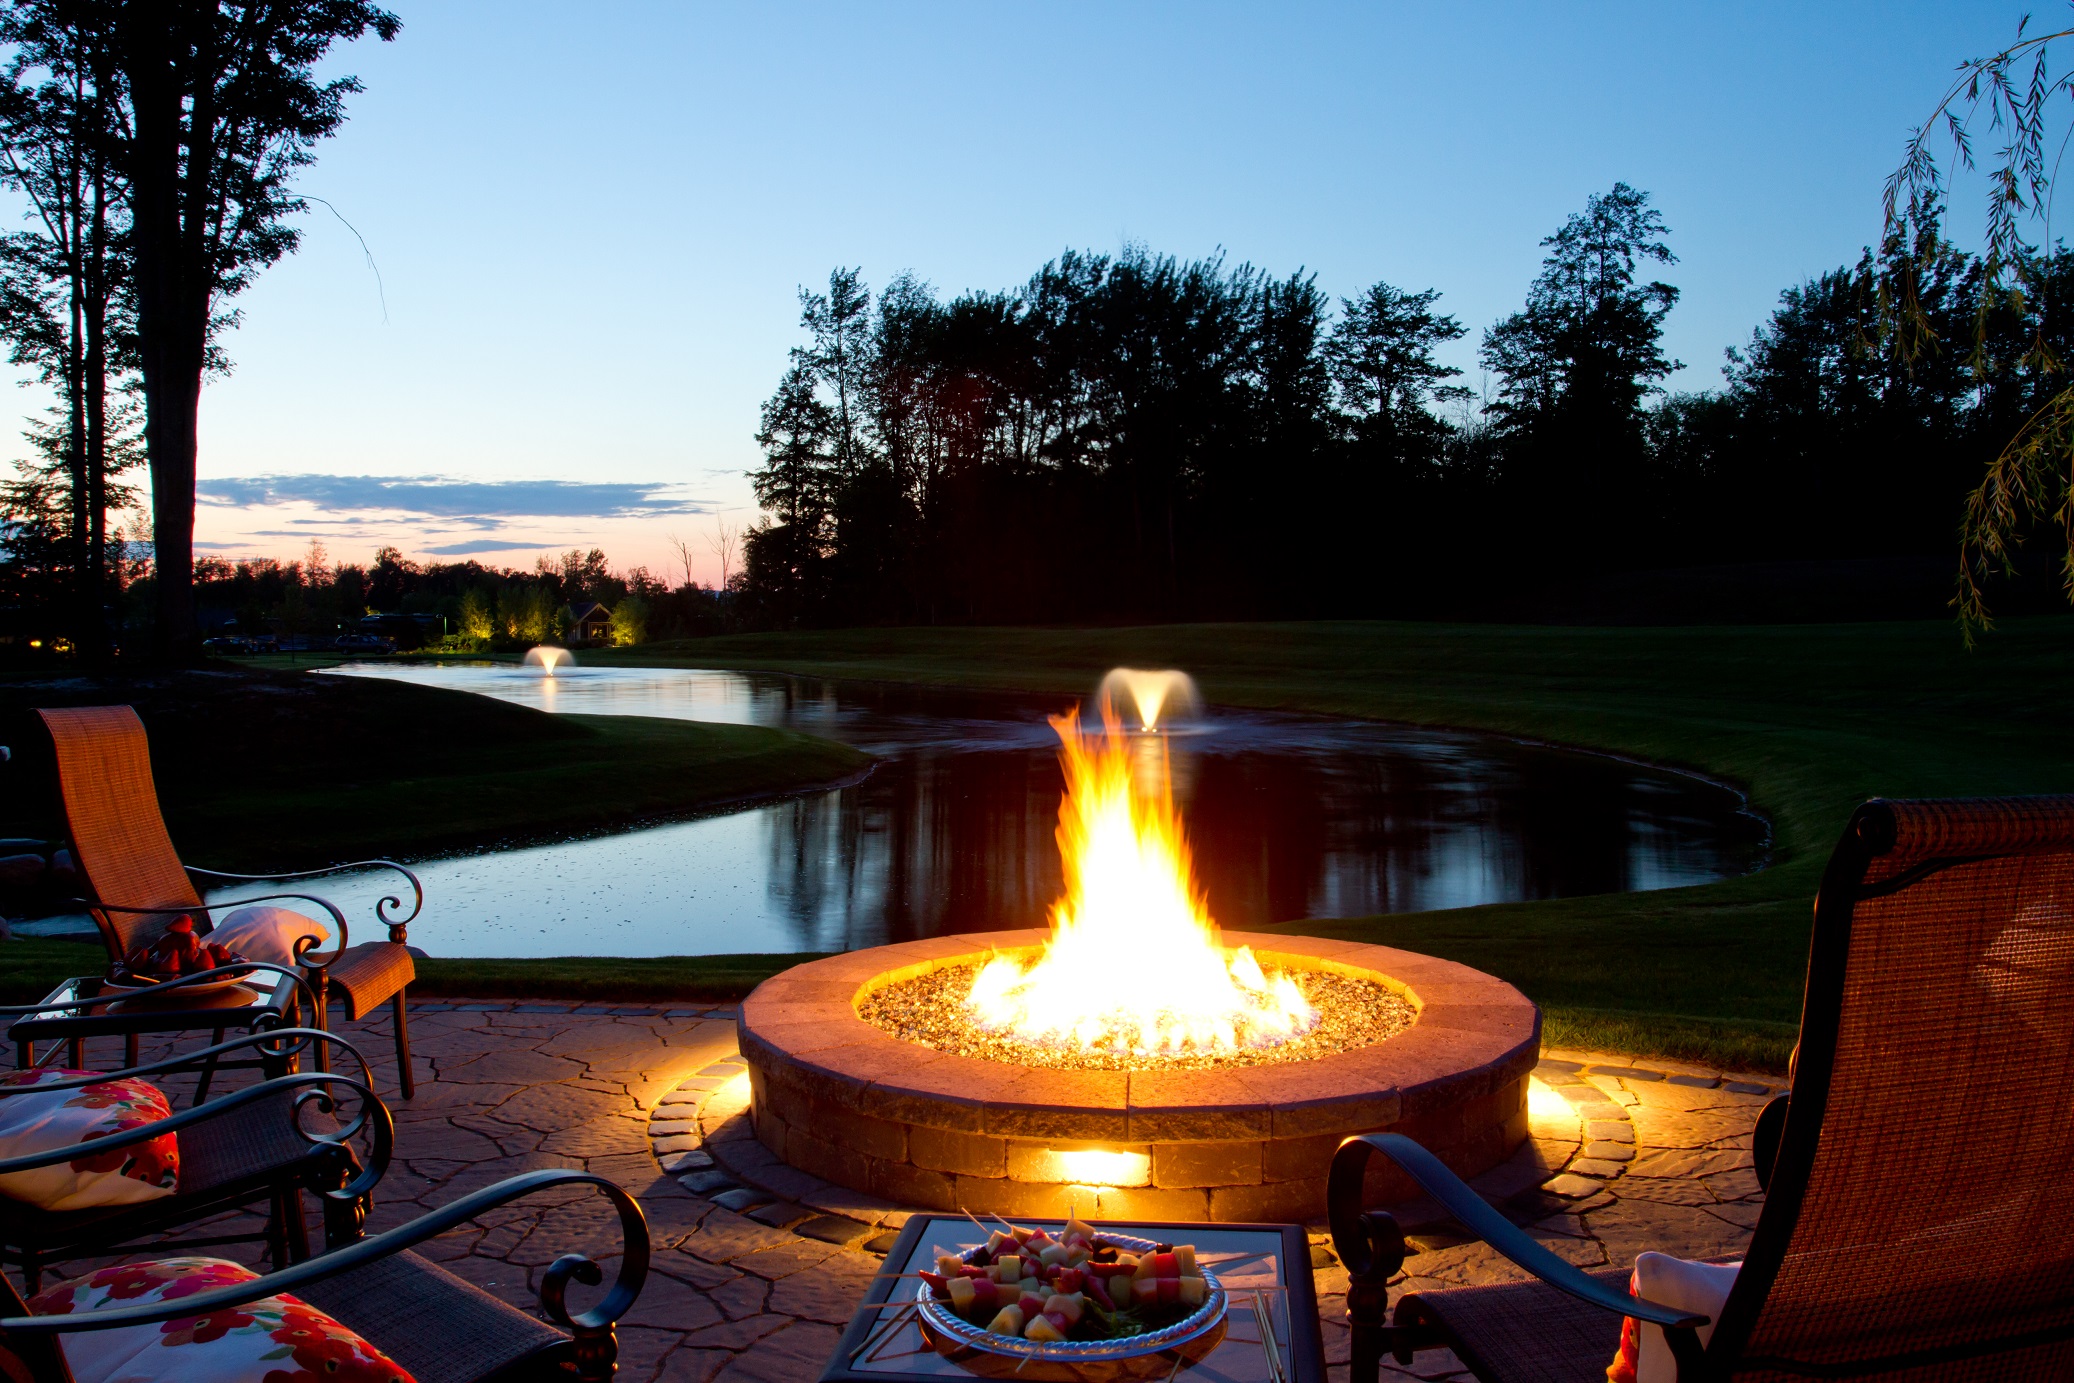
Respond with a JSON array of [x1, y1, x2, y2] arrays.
[[737, 676, 1539, 1221]]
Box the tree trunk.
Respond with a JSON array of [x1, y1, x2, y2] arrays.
[[80, 147, 110, 665], [121, 7, 204, 661]]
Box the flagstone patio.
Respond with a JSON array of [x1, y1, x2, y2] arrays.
[[108, 1000, 1783, 1383], [384, 1001, 1782, 1381]]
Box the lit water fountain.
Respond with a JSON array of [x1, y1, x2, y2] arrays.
[[523, 645, 574, 676], [1098, 667, 1201, 732]]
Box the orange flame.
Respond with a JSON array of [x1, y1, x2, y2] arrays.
[[965, 700, 1316, 1057]]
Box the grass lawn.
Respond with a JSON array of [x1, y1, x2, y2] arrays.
[[0, 665, 867, 871], [564, 617, 2074, 1071]]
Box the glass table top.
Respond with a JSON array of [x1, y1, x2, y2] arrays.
[[831, 1217, 1319, 1382]]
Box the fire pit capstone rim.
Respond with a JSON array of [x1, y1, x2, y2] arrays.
[[734, 931, 1539, 1222]]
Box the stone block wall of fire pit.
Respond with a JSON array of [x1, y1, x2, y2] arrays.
[[736, 931, 1538, 1222]]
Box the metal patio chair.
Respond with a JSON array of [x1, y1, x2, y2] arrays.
[[1329, 793, 2074, 1382], [36, 704, 426, 1097], [0, 1028, 390, 1293], [0, 1168, 650, 1383]]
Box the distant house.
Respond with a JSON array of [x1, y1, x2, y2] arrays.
[[564, 601, 612, 643]]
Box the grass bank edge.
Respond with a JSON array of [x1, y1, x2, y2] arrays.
[[177, 713, 871, 872]]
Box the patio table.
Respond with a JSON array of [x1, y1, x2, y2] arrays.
[[823, 1215, 1325, 1383], [9, 970, 303, 1099]]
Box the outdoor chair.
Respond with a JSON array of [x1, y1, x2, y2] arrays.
[[0, 1167, 650, 1383], [1328, 793, 2074, 1382], [0, 1028, 390, 1294], [37, 705, 426, 1097]]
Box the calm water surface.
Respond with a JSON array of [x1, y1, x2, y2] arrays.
[[203, 663, 1768, 957]]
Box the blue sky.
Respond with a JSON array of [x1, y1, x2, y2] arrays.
[[2, 1, 2046, 582]]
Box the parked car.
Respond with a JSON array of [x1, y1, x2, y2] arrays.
[[202, 636, 254, 655], [334, 633, 396, 654]]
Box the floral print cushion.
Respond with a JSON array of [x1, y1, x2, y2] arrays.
[[29, 1257, 414, 1383], [0, 1069, 178, 1211]]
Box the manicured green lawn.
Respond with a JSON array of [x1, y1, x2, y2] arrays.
[[580, 617, 2074, 1070], [0, 666, 867, 871]]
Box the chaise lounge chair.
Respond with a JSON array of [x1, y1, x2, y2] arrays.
[[37, 705, 426, 1097], [0, 1167, 649, 1383], [0, 1028, 390, 1293], [1328, 793, 2074, 1381]]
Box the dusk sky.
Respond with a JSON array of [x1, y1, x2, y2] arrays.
[[0, 1, 2042, 585]]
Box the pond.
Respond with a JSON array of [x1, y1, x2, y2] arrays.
[[202, 662, 1768, 958]]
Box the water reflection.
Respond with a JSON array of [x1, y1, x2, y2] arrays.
[[260, 663, 1766, 958]]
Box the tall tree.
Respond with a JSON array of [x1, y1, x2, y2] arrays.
[[746, 359, 836, 621], [1324, 280, 1468, 454], [1481, 183, 1679, 545], [799, 266, 871, 479], [11, 0, 400, 659], [0, 3, 131, 657]]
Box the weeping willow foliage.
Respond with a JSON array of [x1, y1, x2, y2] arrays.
[[1884, 17, 2074, 638]]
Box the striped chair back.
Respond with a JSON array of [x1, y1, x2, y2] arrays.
[[36, 705, 204, 961]]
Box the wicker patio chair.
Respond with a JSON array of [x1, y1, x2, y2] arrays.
[[37, 705, 426, 1098], [0, 1167, 650, 1383], [1328, 793, 2074, 1382], [0, 1028, 390, 1293]]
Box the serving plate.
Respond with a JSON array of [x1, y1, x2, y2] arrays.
[[915, 1232, 1227, 1379], [102, 972, 256, 1000]]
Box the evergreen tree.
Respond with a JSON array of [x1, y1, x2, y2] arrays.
[[1481, 182, 1680, 552]]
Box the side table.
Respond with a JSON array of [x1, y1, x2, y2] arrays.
[[10, 970, 303, 1100], [824, 1216, 1325, 1382]]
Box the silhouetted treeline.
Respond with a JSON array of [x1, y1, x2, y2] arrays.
[[164, 545, 741, 649], [740, 186, 2074, 625]]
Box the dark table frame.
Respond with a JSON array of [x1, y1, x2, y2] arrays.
[[822, 1215, 1326, 1383], [9, 970, 304, 1099]]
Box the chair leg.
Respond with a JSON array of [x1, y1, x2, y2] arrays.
[[192, 1027, 227, 1105], [282, 1186, 311, 1263], [312, 981, 331, 1073], [264, 1187, 292, 1267], [391, 988, 414, 1100]]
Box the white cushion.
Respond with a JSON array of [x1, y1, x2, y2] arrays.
[[1619, 1252, 1741, 1383], [0, 1070, 178, 1211], [209, 905, 329, 968], [30, 1256, 415, 1383]]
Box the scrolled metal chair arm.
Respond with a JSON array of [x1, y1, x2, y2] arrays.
[[189, 858, 423, 940], [0, 1169, 650, 1349], [1329, 1134, 1710, 1378], [1331, 1134, 1707, 1330], [291, 1080, 394, 1204], [0, 1027, 372, 1094], [70, 894, 351, 972], [0, 1072, 382, 1177]]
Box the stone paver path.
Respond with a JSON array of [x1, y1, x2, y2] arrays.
[[76, 1003, 1781, 1383]]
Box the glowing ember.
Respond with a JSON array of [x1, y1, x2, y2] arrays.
[[963, 699, 1317, 1057]]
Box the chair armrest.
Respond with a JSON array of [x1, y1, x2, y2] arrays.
[[0, 1071, 388, 1179], [189, 859, 422, 939], [0, 1028, 373, 1094], [0, 1168, 648, 1340], [72, 894, 352, 971], [1329, 1133, 1709, 1331], [1753, 1095, 1788, 1192]]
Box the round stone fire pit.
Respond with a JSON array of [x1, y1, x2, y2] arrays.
[[737, 931, 1538, 1222]]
